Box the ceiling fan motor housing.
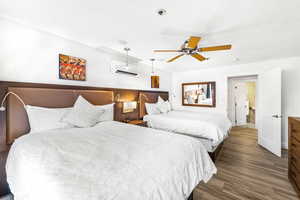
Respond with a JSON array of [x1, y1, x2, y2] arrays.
[[181, 48, 198, 55]]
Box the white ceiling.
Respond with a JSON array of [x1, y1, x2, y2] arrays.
[[1, 0, 300, 72]]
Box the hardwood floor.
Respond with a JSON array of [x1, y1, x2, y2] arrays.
[[194, 127, 299, 200]]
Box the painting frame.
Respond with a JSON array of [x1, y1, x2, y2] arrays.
[[59, 54, 86, 81], [182, 81, 216, 107]]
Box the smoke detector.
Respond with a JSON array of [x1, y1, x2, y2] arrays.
[[157, 9, 167, 16]]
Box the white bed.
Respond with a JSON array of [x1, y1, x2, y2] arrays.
[[193, 137, 225, 153], [143, 110, 232, 152], [6, 121, 216, 200]]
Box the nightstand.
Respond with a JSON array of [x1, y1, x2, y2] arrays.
[[127, 120, 147, 127], [0, 194, 13, 200]]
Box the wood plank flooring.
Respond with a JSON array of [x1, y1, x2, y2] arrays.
[[194, 127, 299, 200]]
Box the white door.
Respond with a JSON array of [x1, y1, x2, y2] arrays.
[[234, 82, 248, 126], [258, 68, 282, 157]]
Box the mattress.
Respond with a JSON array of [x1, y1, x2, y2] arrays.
[[6, 121, 217, 200], [144, 110, 232, 144]]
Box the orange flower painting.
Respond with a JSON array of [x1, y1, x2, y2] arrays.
[[59, 54, 86, 81]]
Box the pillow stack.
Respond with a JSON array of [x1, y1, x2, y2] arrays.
[[25, 95, 115, 133], [145, 96, 172, 115]]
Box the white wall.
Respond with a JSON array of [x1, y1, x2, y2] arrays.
[[2, 17, 300, 149], [0, 18, 171, 91], [172, 57, 300, 149]]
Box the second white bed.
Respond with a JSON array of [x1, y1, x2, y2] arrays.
[[144, 110, 232, 151]]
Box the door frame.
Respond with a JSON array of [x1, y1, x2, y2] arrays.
[[227, 75, 258, 128], [226, 70, 283, 156]]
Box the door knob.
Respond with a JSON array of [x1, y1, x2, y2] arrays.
[[272, 115, 282, 118]]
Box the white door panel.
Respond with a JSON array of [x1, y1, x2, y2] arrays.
[[234, 82, 247, 126], [258, 68, 282, 157]]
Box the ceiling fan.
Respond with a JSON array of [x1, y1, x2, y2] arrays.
[[154, 36, 232, 63]]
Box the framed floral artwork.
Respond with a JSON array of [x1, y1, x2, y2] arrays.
[[59, 54, 86, 81]]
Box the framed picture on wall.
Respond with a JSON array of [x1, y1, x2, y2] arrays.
[[59, 54, 86, 81], [182, 82, 216, 107]]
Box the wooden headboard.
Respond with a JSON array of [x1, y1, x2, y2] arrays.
[[139, 91, 169, 119], [6, 87, 114, 144]]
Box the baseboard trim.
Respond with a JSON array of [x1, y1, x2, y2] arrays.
[[282, 141, 288, 149]]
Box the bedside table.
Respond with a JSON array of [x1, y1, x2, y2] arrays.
[[0, 194, 13, 200], [127, 120, 147, 127]]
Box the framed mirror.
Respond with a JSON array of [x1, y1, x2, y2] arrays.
[[182, 82, 216, 107]]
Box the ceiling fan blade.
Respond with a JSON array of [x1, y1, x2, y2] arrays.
[[154, 50, 181, 53], [187, 36, 201, 49], [191, 53, 207, 61], [167, 54, 185, 63], [198, 44, 232, 52]]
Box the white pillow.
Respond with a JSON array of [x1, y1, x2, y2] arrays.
[[157, 96, 172, 113], [165, 100, 172, 112], [157, 101, 172, 113], [157, 102, 169, 113], [157, 96, 165, 103], [62, 96, 104, 128], [25, 105, 73, 134], [145, 103, 160, 115], [96, 103, 114, 122]]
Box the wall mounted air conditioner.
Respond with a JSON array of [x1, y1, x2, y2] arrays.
[[115, 69, 138, 76]]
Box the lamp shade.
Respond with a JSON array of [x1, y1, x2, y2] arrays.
[[123, 101, 137, 113], [150, 58, 159, 88], [151, 75, 160, 88]]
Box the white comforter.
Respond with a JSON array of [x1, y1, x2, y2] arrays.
[[144, 110, 232, 144], [6, 121, 216, 200]]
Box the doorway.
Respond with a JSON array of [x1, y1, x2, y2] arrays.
[[228, 76, 257, 128], [227, 69, 282, 157]]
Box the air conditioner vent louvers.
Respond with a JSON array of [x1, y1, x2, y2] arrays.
[[115, 70, 138, 76]]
